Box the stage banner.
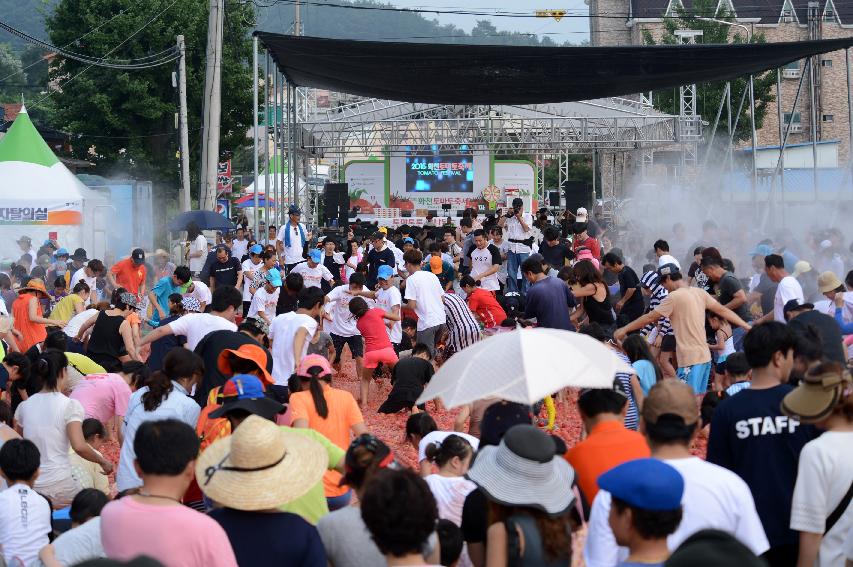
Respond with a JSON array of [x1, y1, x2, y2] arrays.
[[0, 199, 83, 225], [344, 161, 386, 214], [494, 161, 536, 211]]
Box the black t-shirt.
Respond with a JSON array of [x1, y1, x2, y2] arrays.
[[462, 487, 489, 544], [366, 247, 396, 288], [193, 330, 268, 405], [276, 288, 299, 315], [147, 314, 186, 372], [716, 272, 751, 322], [391, 356, 434, 392], [209, 507, 327, 567], [617, 266, 644, 318], [706, 385, 817, 548], [754, 273, 778, 317], [210, 257, 242, 287], [788, 310, 846, 365], [538, 241, 572, 270]]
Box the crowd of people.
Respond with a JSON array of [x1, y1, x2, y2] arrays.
[[0, 200, 851, 567]]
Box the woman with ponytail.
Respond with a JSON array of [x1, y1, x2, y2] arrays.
[[80, 289, 140, 372], [13, 350, 113, 508], [115, 348, 203, 492], [290, 354, 367, 511], [423, 434, 476, 527]]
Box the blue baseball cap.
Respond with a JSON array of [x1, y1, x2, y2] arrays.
[[749, 244, 773, 257], [208, 374, 284, 420], [288, 204, 302, 216], [249, 244, 264, 255], [308, 249, 322, 263], [597, 458, 684, 511], [377, 265, 395, 281], [54, 247, 69, 258], [403, 237, 415, 245], [265, 268, 282, 287]]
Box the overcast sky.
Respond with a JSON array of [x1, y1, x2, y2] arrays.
[[387, 0, 591, 43]]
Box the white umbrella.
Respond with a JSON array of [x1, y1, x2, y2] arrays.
[[416, 328, 634, 408]]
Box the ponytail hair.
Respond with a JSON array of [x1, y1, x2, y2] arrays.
[[299, 365, 331, 419], [424, 434, 473, 467], [348, 296, 369, 319], [34, 350, 68, 392], [143, 349, 203, 411]]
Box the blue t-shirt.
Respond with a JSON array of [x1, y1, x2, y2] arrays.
[[524, 276, 577, 331], [706, 384, 817, 548], [632, 359, 657, 395], [150, 275, 183, 326], [209, 507, 327, 567]]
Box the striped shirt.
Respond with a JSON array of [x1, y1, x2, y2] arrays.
[[725, 381, 751, 397], [442, 293, 481, 355], [615, 350, 640, 431], [643, 284, 674, 337]]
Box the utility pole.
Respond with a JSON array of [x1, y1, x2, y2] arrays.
[[199, 0, 225, 211], [177, 35, 191, 213], [295, 0, 302, 35]]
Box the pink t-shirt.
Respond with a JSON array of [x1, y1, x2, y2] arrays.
[[356, 308, 393, 352], [101, 498, 237, 567], [69, 373, 132, 423]]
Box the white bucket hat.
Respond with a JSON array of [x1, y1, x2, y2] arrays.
[[466, 424, 576, 516]]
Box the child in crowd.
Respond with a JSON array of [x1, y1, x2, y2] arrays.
[[0, 439, 52, 567], [708, 311, 736, 392], [49, 277, 69, 309], [598, 458, 685, 567], [622, 334, 663, 395], [69, 418, 110, 495], [721, 352, 751, 397], [423, 434, 476, 527], [378, 343, 434, 414], [399, 318, 417, 356], [307, 317, 335, 360], [38, 488, 109, 567]]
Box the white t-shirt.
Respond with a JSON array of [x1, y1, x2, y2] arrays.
[[14, 392, 85, 489], [0, 484, 51, 567], [277, 222, 308, 264], [248, 287, 279, 320], [657, 254, 682, 270], [774, 275, 805, 322], [269, 312, 318, 385], [231, 238, 249, 262], [469, 245, 502, 291], [503, 212, 534, 254], [188, 280, 212, 306], [240, 259, 263, 301], [43, 516, 105, 567], [424, 474, 477, 527], [584, 456, 769, 567], [189, 234, 208, 272], [70, 268, 98, 304], [167, 312, 237, 351], [417, 431, 480, 463], [790, 431, 853, 567], [404, 271, 447, 331], [291, 262, 335, 289], [325, 285, 368, 337], [65, 308, 99, 339], [376, 285, 403, 344]]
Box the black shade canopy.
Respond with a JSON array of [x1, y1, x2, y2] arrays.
[[255, 33, 853, 105]]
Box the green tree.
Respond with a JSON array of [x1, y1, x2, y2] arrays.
[[45, 0, 254, 201], [642, 0, 775, 143], [0, 43, 27, 103]]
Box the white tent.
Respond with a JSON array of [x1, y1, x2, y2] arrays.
[[0, 107, 110, 261]]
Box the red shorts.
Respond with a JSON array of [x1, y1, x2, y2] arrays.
[[363, 346, 399, 369]]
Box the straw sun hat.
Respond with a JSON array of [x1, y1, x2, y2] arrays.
[[18, 278, 48, 297], [196, 415, 328, 511]]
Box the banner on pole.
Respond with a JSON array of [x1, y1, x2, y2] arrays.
[[217, 160, 233, 193]]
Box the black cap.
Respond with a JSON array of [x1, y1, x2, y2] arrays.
[[657, 263, 680, 277], [71, 248, 88, 261], [131, 248, 145, 264], [665, 529, 765, 567], [783, 299, 814, 317], [511, 197, 524, 207]]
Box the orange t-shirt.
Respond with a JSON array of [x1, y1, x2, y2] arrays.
[[564, 420, 650, 502], [466, 288, 507, 328], [289, 384, 364, 497], [111, 258, 147, 295], [12, 293, 46, 351]]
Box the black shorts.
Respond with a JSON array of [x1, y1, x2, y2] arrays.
[[661, 334, 676, 353], [330, 333, 364, 361]]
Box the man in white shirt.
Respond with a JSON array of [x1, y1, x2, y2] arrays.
[[755, 253, 804, 323], [291, 249, 335, 290], [584, 380, 769, 567], [653, 238, 682, 270], [230, 226, 249, 261], [138, 286, 241, 351], [70, 259, 104, 306], [185, 279, 212, 311], [275, 204, 310, 272], [403, 249, 446, 356], [324, 273, 370, 378], [240, 244, 265, 314], [468, 230, 502, 293], [247, 269, 281, 324], [497, 197, 534, 296], [0, 439, 52, 567], [268, 287, 324, 385]]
